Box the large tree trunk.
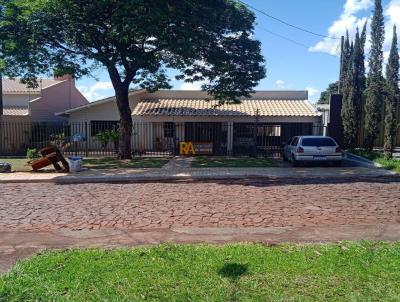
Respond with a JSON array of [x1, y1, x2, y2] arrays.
[[115, 85, 133, 159]]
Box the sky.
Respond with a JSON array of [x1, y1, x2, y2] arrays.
[[76, 0, 400, 103]]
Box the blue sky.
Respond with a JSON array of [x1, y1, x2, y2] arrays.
[[76, 0, 400, 103]]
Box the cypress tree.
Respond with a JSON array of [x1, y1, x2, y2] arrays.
[[339, 31, 351, 94], [342, 29, 365, 149], [384, 25, 399, 157], [359, 22, 367, 92], [364, 0, 385, 150]]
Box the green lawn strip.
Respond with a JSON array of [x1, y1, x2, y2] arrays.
[[192, 156, 273, 168], [0, 158, 31, 172], [83, 157, 169, 169], [1, 242, 400, 301], [351, 150, 400, 172]]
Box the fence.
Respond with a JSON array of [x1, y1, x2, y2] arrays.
[[0, 120, 327, 158]]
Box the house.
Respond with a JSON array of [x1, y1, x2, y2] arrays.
[[315, 103, 330, 136], [1, 75, 88, 122], [57, 90, 322, 156], [0, 75, 88, 155]]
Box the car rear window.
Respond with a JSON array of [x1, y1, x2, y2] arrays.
[[301, 137, 336, 147]]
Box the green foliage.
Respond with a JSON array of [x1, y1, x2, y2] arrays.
[[341, 25, 367, 149], [339, 31, 352, 94], [364, 0, 385, 150], [95, 128, 119, 152], [384, 26, 400, 157], [0, 157, 30, 171], [2, 242, 400, 301], [49, 132, 70, 152], [108, 128, 120, 152], [0, 0, 88, 84], [26, 148, 38, 160], [95, 130, 111, 150], [352, 149, 400, 172], [317, 82, 338, 104], [83, 157, 169, 169]]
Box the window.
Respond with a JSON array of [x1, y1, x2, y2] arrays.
[[90, 120, 119, 136], [301, 137, 336, 147], [164, 122, 175, 138], [291, 137, 299, 146]]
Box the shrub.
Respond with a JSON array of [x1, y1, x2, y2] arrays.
[[26, 148, 39, 160]]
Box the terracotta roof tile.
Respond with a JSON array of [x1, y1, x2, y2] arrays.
[[132, 99, 320, 117]]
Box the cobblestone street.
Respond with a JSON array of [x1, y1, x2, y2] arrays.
[[1, 177, 400, 232]]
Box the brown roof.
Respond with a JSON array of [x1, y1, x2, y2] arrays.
[[3, 106, 29, 116], [132, 99, 320, 117], [2, 78, 61, 94]]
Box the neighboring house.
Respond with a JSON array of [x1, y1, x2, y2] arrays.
[[0, 75, 88, 155], [1, 75, 88, 122], [57, 90, 321, 155], [315, 103, 330, 127], [315, 103, 330, 136]]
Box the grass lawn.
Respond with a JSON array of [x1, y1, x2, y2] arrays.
[[192, 156, 273, 168], [1, 242, 400, 301], [83, 157, 169, 169], [0, 157, 31, 172], [0, 157, 169, 171], [351, 150, 400, 173]]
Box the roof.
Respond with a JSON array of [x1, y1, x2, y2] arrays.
[[3, 106, 29, 116], [55, 90, 318, 117], [2, 78, 62, 94], [55, 89, 146, 116], [132, 99, 320, 117]]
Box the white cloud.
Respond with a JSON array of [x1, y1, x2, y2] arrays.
[[384, 0, 400, 59], [344, 0, 374, 15], [180, 81, 205, 90], [78, 81, 114, 101], [309, 0, 372, 55], [306, 87, 319, 100], [310, 0, 400, 59], [275, 80, 285, 88]]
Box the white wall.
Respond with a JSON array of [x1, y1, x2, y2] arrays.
[[69, 92, 144, 123]]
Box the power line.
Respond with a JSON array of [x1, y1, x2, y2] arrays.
[[257, 26, 310, 49], [238, 0, 340, 40], [257, 26, 339, 57]]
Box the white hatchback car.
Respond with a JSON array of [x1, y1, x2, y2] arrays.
[[283, 136, 343, 167]]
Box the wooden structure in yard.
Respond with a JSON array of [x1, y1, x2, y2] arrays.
[[29, 146, 69, 172]]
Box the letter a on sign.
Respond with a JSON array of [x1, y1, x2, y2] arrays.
[[179, 142, 196, 155]]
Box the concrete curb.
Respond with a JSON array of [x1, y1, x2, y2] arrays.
[[345, 152, 383, 168], [1, 172, 399, 184]]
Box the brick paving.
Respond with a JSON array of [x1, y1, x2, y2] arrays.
[[1, 177, 400, 232]]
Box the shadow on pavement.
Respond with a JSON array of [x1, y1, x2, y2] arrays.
[[53, 175, 400, 187]]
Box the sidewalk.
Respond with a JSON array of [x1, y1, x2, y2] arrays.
[[0, 160, 395, 184]]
